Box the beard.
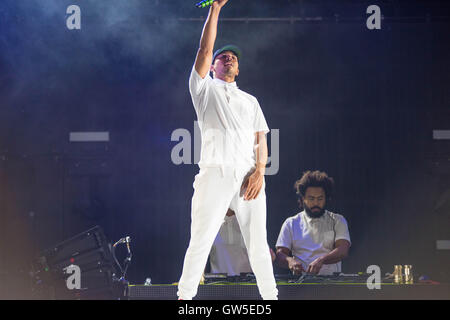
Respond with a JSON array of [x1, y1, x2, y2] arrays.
[[222, 64, 236, 74], [304, 204, 326, 219]]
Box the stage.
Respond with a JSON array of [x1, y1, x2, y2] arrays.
[[127, 283, 450, 300], [1, 1, 450, 302]]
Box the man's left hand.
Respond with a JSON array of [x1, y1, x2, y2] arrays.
[[242, 169, 263, 201], [307, 257, 325, 274]]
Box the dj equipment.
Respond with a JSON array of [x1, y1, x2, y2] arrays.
[[203, 273, 257, 284], [289, 273, 373, 284], [202, 272, 376, 285], [127, 280, 450, 300], [31, 226, 118, 299]]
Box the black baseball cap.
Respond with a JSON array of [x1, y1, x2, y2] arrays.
[[212, 45, 242, 64]]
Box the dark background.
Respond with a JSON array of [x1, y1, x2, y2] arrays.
[[0, 0, 449, 296]]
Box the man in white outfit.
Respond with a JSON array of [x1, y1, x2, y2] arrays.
[[209, 209, 276, 276], [209, 209, 253, 276], [276, 171, 351, 276], [177, 0, 278, 300]]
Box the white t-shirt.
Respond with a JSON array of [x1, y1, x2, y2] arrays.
[[209, 214, 252, 276], [276, 210, 351, 275], [189, 66, 270, 168]]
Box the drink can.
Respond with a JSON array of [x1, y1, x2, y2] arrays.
[[394, 265, 403, 284], [404, 265, 413, 284]]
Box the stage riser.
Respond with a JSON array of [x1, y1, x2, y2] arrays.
[[127, 284, 450, 300]]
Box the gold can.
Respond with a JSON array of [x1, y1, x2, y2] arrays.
[[404, 265, 413, 284], [394, 265, 403, 284]]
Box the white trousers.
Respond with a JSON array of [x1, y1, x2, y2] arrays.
[[177, 166, 278, 300]]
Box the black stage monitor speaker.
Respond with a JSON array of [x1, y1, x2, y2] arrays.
[[31, 226, 118, 299]]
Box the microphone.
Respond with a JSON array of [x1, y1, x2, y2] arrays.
[[125, 236, 131, 255], [196, 0, 216, 8]]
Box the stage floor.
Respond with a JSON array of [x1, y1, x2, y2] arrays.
[[127, 283, 450, 300]]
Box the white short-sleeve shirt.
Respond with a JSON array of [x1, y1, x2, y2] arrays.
[[189, 66, 269, 168], [209, 214, 252, 276], [276, 210, 351, 275]]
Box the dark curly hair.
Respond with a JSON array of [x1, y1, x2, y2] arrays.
[[294, 170, 335, 200]]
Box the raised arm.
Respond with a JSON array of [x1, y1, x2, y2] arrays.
[[194, 0, 229, 78]]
